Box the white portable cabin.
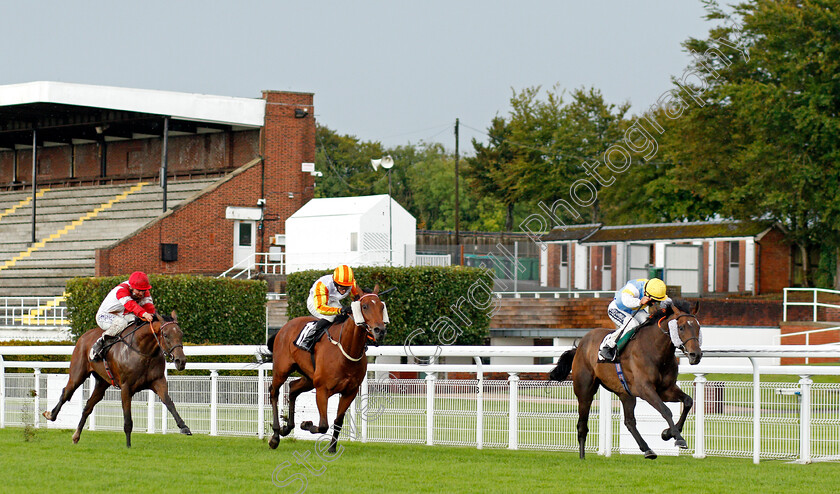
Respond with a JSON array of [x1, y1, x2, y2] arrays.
[[284, 194, 417, 273]]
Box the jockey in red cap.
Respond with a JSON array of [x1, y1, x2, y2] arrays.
[[90, 271, 156, 361]]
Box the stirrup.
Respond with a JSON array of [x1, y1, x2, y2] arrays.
[[598, 346, 616, 362], [90, 337, 105, 361]]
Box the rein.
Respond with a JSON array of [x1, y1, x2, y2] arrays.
[[119, 319, 181, 363]]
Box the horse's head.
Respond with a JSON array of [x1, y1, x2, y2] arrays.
[[154, 311, 187, 371], [353, 284, 388, 346], [666, 300, 702, 365]]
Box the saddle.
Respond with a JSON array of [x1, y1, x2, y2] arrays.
[[294, 321, 325, 352]]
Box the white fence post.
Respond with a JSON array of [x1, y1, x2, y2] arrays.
[[693, 374, 706, 459], [508, 373, 519, 450], [0, 355, 5, 428], [88, 376, 96, 431], [210, 370, 218, 436], [475, 356, 483, 450], [750, 357, 761, 464], [813, 290, 818, 322], [160, 369, 167, 434], [33, 368, 40, 429], [360, 374, 368, 443], [799, 375, 813, 464], [598, 387, 612, 457], [147, 389, 155, 433], [258, 367, 265, 439], [425, 372, 435, 446]]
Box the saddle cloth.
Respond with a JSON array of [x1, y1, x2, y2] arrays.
[[294, 321, 323, 352]]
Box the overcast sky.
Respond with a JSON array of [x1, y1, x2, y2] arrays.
[[1, 1, 713, 150]]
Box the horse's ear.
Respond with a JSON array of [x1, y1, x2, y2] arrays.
[[373, 283, 380, 294], [171, 310, 178, 322], [692, 301, 700, 316]]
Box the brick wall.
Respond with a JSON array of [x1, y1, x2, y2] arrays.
[[96, 91, 315, 276], [758, 228, 790, 294], [780, 322, 840, 364]]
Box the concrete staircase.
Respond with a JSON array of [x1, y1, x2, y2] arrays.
[[0, 179, 218, 297]]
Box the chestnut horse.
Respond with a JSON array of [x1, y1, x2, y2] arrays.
[[265, 286, 387, 452], [42, 312, 191, 447], [549, 299, 702, 459]]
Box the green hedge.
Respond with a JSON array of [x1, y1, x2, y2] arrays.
[[66, 275, 267, 344], [286, 266, 493, 346]]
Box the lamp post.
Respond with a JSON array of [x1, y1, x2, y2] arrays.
[[371, 155, 395, 264]]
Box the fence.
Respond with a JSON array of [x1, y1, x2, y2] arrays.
[[2, 345, 839, 464], [783, 287, 840, 322]]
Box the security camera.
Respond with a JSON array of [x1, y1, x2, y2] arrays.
[[257, 198, 266, 206]]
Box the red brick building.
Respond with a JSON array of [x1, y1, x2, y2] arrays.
[[0, 82, 315, 277]]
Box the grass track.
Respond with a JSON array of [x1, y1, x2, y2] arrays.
[[1, 427, 837, 493]]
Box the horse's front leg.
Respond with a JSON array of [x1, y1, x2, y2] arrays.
[[328, 391, 358, 454], [151, 378, 191, 435], [268, 370, 290, 449], [635, 385, 687, 449], [121, 387, 133, 448], [301, 386, 330, 434], [72, 377, 108, 444], [619, 395, 657, 459], [659, 385, 693, 443]]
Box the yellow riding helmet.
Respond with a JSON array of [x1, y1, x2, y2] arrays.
[[644, 278, 667, 301], [333, 265, 355, 287]]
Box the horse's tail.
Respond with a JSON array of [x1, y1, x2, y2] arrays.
[[549, 348, 576, 381], [256, 330, 279, 364]]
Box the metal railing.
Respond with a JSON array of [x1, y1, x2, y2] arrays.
[[783, 287, 840, 322], [494, 290, 615, 299], [1, 296, 69, 327], [217, 252, 285, 279], [415, 254, 451, 267], [2, 345, 840, 463]]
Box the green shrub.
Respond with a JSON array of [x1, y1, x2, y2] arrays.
[[65, 275, 267, 344], [286, 266, 493, 346]]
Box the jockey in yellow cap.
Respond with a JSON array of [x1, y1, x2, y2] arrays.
[[599, 278, 671, 362], [298, 265, 361, 349]]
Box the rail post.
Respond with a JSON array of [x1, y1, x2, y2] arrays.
[[0, 355, 5, 428], [693, 374, 706, 459], [88, 376, 96, 431], [798, 375, 813, 464], [360, 374, 368, 443], [147, 389, 155, 433], [161, 367, 167, 433], [33, 368, 40, 429], [425, 372, 435, 446], [750, 357, 761, 464], [210, 370, 218, 436], [508, 372, 519, 450], [598, 387, 612, 456], [474, 356, 483, 449], [258, 366, 265, 439]]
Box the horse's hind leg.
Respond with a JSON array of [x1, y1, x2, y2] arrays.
[[43, 359, 90, 421], [72, 377, 108, 444], [120, 386, 134, 448], [572, 374, 599, 459], [659, 385, 693, 446], [619, 395, 656, 459], [151, 378, 191, 435]]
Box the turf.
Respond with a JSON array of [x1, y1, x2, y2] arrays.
[[1, 427, 837, 493]]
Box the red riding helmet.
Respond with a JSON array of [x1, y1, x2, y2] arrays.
[[333, 265, 354, 287], [128, 271, 151, 291]]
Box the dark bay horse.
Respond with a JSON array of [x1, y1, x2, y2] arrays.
[[42, 311, 191, 447], [265, 286, 387, 452], [549, 299, 702, 459]]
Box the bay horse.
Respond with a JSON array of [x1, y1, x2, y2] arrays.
[[42, 311, 191, 447], [549, 299, 702, 459], [265, 286, 387, 452]]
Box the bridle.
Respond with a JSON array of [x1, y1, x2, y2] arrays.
[[657, 312, 701, 353], [148, 316, 183, 363], [326, 293, 382, 362]]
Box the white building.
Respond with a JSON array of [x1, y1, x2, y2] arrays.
[[284, 194, 417, 273]]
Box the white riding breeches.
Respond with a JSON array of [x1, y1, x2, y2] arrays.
[[603, 300, 648, 348], [96, 311, 135, 337]]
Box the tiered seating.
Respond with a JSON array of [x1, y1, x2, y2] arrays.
[[0, 178, 217, 297]]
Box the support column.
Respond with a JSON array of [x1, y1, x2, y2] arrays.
[[508, 373, 519, 450], [693, 374, 706, 459]]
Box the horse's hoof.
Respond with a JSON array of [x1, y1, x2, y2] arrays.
[[268, 436, 279, 449], [661, 429, 672, 441], [279, 426, 292, 437], [42, 411, 52, 421], [300, 421, 313, 431], [644, 450, 657, 459], [328, 445, 337, 454], [72, 433, 80, 444], [180, 427, 192, 436], [675, 439, 688, 449]]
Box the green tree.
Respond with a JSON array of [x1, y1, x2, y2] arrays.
[[661, 0, 840, 287]]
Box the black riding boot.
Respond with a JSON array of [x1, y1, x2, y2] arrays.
[[90, 335, 118, 361], [301, 318, 332, 350]]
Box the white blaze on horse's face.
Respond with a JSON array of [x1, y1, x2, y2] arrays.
[[358, 293, 387, 344], [675, 313, 702, 365]]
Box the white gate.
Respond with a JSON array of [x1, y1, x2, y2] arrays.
[[627, 243, 651, 281]]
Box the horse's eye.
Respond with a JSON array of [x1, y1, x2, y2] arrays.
[[362, 304, 368, 311]]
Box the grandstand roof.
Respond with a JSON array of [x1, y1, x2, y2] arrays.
[[0, 81, 266, 150]]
